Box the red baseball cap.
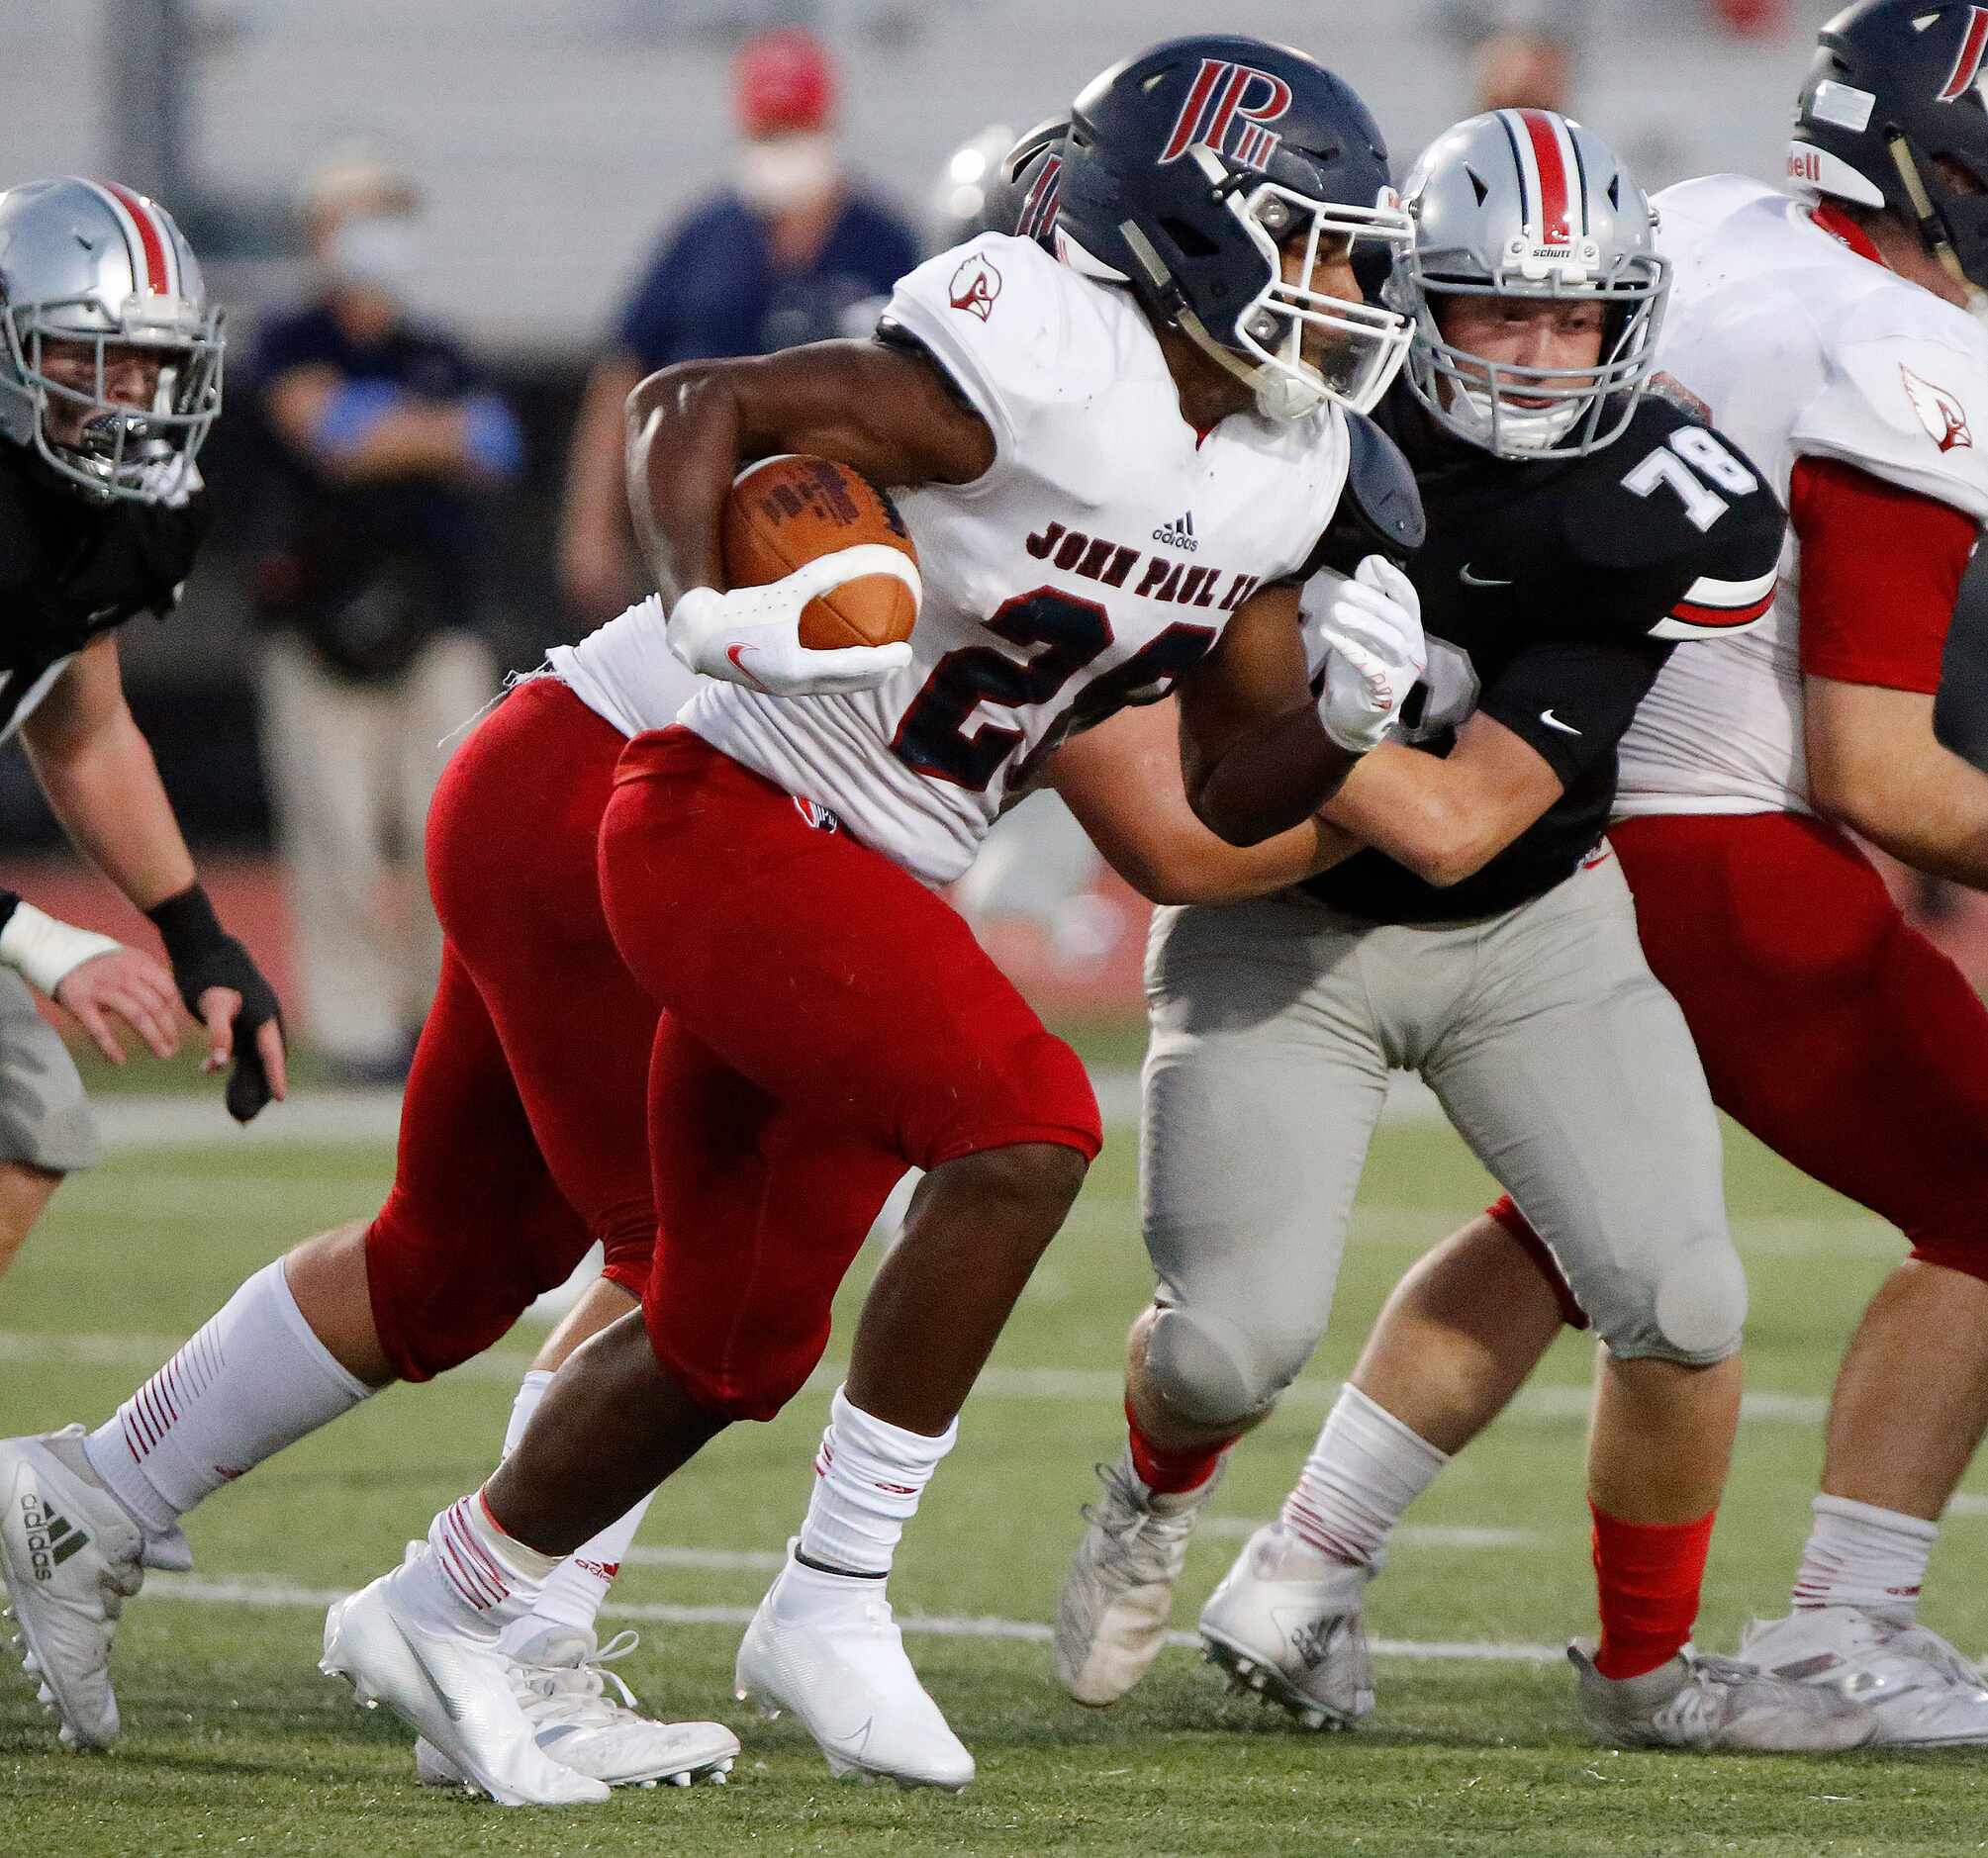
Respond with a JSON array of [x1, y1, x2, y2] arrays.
[[734, 30, 836, 137]]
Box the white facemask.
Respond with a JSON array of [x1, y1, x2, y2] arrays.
[[736, 135, 838, 215], [324, 216, 420, 294]]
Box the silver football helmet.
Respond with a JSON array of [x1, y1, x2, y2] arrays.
[[0, 177, 223, 503], [1388, 110, 1668, 459]]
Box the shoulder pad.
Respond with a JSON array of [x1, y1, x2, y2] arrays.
[[1552, 398, 1788, 638], [1300, 410, 1424, 577], [1791, 288, 1988, 522], [875, 233, 1087, 455]]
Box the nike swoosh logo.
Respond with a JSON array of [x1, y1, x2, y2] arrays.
[[1459, 565, 1514, 588], [724, 643, 769, 691], [388, 1615, 464, 1724], [819, 1714, 875, 1755], [1540, 708, 1581, 736]]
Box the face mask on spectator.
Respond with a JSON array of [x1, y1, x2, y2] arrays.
[[737, 134, 838, 214], [324, 215, 419, 294]]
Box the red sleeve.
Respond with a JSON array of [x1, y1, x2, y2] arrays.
[[1792, 455, 1978, 694]]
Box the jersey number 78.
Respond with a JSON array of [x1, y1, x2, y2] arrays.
[[1622, 425, 1758, 533]]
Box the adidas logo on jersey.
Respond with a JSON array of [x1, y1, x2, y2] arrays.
[[15, 1490, 87, 1583], [1152, 511, 1198, 553]]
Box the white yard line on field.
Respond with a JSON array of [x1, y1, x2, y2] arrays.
[[142, 1571, 1564, 1664]]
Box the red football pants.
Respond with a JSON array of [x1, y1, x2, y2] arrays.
[[364, 680, 657, 1382], [601, 727, 1101, 1421], [1493, 810, 1988, 1312]]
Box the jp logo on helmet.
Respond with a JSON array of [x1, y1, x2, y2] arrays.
[[1158, 60, 1294, 172]]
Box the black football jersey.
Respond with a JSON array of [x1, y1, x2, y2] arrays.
[[1300, 389, 1787, 923], [0, 444, 208, 740]]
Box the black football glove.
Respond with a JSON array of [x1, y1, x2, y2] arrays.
[[145, 883, 286, 1123]]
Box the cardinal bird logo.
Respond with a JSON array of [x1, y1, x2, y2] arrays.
[[1902, 365, 1974, 453], [949, 256, 1001, 322]]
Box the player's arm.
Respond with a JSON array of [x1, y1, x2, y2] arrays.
[[624, 337, 994, 603], [21, 634, 287, 1116], [1175, 565, 1423, 847], [1317, 721, 1562, 888], [1794, 458, 1988, 886], [1329, 629, 1669, 885], [622, 336, 994, 697], [1048, 697, 1364, 905]]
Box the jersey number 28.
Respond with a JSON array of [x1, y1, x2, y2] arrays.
[[1621, 426, 1757, 533]]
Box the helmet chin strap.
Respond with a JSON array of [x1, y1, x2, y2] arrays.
[[1886, 131, 1987, 313], [1174, 300, 1325, 420]]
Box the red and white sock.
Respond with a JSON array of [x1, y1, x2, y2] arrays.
[[426, 1490, 562, 1634], [797, 1384, 956, 1578], [1791, 1494, 1937, 1625], [84, 1259, 372, 1540], [1280, 1384, 1447, 1570], [1590, 1500, 1715, 1680], [1127, 1398, 1232, 1499], [496, 1365, 654, 1640]]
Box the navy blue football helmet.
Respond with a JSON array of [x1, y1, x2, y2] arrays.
[[1053, 36, 1413, 419], [1791, 0, 1988, 296]]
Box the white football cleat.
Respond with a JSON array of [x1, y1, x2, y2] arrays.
[[415, 1625, 738, 1790], [734, 1546, 973, 1792], [1569, 1637, 1878, 1751], [1739, 1607, 1988, 1746], [1196, 1521, 1373, 1730], [1054, 1451, 1221, 1707], [0, 1426, 159, 1750], [321, 1555, 610, 1807]]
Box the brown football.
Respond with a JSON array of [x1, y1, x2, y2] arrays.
[[720, 455, 919, 651]]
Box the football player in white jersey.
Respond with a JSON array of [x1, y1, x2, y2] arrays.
[[284, 38, 1426, 1806], [1224, 0, 1988, 1746]]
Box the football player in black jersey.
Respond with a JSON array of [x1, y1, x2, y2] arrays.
[[1047, 112, 1873, 1751], [0, 177, 283, 1281]]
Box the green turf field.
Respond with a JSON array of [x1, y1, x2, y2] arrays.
[[4, 1080, 1987, 1855]]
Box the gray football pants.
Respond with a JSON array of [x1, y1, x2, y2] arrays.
[[0, 967, 98, 1172], [1138, 849, 1743, 1432]]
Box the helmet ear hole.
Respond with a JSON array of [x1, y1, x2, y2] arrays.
[[1160, 216, 1222, 259]]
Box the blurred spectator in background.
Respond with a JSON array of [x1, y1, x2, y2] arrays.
[[248, 150, 522, 1083], [559, 28, 921, 624]]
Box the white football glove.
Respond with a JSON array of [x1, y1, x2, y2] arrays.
[[1304, 554, 1427, 755], [667, 545, 919, 698]]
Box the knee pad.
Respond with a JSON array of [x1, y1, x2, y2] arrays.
[[1144, 1304, 1307, 1432], [365, 1192, 580, 1383], [1597, 1238, 1748, 1365], [922, 1030, 1102, 1169], [644, 1297, 827, 1424]]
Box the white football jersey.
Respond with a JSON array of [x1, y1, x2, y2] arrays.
[[1614, 176, 1988, 819], [556, 233, 1349, 885]]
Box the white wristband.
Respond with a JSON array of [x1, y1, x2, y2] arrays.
[[0, 901, 123, 996]]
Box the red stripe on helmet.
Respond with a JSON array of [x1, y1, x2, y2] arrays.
[[1941, 6, 1988, 100], [1517, 110, 1572, 244], [101, 180, 172, 294]]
